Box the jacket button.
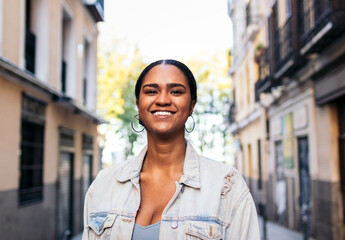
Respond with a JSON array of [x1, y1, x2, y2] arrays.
[[170, 221, 178, 229]]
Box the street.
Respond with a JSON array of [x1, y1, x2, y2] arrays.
[[259, 217, 303, 240]]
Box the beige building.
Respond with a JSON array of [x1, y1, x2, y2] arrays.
[[227, 0, 269, 213], [0, 0, 104, 239], [229, 0, 345, 239]]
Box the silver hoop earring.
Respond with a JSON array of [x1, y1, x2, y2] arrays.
[[185, 115, 195, 133], [131, 114, 145, 133]]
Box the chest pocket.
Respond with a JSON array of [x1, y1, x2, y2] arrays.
[[88, 212, 117, 240], [184, 221, 223, 240]]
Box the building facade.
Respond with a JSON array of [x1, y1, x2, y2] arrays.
[[229, 0, 345, 239], [227, 0, 269, 215], [0, 0, 104, 239]]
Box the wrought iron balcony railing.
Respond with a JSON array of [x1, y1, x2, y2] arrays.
[[300, 0, 345, 55], [276, 17, 293, 71], [254, 44, 286, 102]]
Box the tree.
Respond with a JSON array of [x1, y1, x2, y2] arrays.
[[97, 35, 146, 158], [185, 51, 233, 163]]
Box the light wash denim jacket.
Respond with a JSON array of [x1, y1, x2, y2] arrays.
[[83, 141, 260, 240]]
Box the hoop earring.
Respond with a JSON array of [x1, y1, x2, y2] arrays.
[[131, 114, 145, 133], [185, 115, 195, 133]]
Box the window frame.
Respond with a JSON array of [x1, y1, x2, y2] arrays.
[[18, 94, 46, 206]]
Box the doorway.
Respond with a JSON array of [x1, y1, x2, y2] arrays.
[[56, 127, 75, 240], [298, 136, 311, 236], [338, 97, 345, 231]]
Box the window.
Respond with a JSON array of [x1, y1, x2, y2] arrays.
[[247, 143, 253, 190], [83, 39, 90, 105], [25, 0, 36, 73], [61, 5, 75, 95], [286, 0, 292, 18], [19, 94, 46, 205], [246, 63, 250, 105], [257, 139, 262, 190], [246, 0, 251, 27]]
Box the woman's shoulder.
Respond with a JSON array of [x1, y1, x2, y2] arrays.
[[198, 155, 237, 179], [198, 156, 249, 198], [94, 156, 140, 182]]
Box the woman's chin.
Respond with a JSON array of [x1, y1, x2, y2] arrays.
[[148, 127, 184, 137]]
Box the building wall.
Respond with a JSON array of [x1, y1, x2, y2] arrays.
[[1, 0, 98, 107], [0, 73, 99, 239], [228, 0, 269, 212], [0, 0, 3, 55], [0, 0, 103, 239], [2, 0, 25, 66], [229, 0, 345, 238], [238, 111, 268, 207], [313, 86, 343, 239], [0, 77, 22, 191], [268, 87, 317, 228]]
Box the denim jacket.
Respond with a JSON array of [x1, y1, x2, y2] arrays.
[[82, 141, 260, 240]]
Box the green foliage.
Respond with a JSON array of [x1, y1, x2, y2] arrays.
[[97, 37, 146, 157], [185, 51, 233, 161]]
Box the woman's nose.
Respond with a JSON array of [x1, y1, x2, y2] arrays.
[[155, 91, 171, 106]]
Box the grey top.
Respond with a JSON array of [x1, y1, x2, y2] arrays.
[[131, 221, 161, 240]]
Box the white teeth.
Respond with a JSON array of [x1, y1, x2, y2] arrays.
[[153, 111, 172, 116]]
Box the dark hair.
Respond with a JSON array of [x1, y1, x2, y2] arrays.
[[135, 59, 197, 103]]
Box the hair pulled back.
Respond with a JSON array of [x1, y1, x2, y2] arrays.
[[135, 59, 197, 103]]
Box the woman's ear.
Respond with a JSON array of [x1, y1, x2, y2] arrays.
[[189, 100, 196, 115]]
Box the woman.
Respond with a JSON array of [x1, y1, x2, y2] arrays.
[[83, 59, 260, 240]]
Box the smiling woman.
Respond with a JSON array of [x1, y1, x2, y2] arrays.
[[82, 60, 260, 240]]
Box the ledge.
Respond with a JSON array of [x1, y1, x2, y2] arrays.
[[228, 108, 262, 134], [0, 56, 107, 124]]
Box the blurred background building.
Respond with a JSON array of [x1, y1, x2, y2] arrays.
[[0, 0, 104, 239], [228, 0, 345, 239]]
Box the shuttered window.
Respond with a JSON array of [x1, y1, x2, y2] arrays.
[[19, 94, 46, 205]]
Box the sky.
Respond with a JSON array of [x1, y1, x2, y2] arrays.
[[101, 0, 233, 62]]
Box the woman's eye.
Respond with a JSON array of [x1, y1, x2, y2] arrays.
[[145, 90, 157, 94], [171, 90, 183, 94]]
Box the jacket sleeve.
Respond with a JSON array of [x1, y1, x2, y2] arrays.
[[224, 192, 261, 239], [220, 169, 261, 240], [82, 181, 95, 240]]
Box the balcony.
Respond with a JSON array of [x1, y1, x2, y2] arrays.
[[83, 0, 104, 22], [254, 45, 269, 101], [273, 18, 296, 79], [25, 29, 36, 74], [300, 0, 345, 55], [254, 45, 283, 102]]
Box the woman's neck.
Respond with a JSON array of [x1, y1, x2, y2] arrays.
[[142, 133, 186, 175]]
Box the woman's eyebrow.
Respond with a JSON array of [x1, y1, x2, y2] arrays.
[[167, 83, 186, 89], [143, 83, 159, 88], [143, 83, 186, 89]]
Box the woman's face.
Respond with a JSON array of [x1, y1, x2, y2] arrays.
[[137, 64, 196, 136]]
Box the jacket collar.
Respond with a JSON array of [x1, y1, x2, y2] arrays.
[[113, 140, 200, 189]]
